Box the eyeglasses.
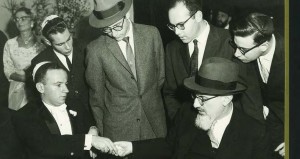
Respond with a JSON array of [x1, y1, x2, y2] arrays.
[[14, 16, 31, 22], [229, 40, 265, 55], [191, 94, 218, 106], [167, 12, 197, 31], [102, 17, 126, 34]]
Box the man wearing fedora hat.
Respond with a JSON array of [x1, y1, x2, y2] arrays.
[[86, 0, 167, 142], [113, 57, 271, 159]]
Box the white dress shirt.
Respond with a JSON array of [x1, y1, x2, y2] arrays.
[[118, 20, 135, 60], [54, 50, 73, 71], [208, 103, 233, 148], [188, 20, 210, 69], [257, 34, 276, 83], [43, 102, 92, 150]]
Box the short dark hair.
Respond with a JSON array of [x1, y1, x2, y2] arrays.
[[42, 17, 68, 41], [168, 0, 203, 15], [34, 63, 65, 84], [13, 7, 33, 18], [232, 13, 274, 44]]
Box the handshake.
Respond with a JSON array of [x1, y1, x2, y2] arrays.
[[90, 136, 133, 158]]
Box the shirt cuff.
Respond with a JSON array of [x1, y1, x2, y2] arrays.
[[84, 134, 93, 150]]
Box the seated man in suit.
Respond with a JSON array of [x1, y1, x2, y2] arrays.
[[13, 62, 118, 159], [114, 57, 271, 159], [231, 12, 285, 158]]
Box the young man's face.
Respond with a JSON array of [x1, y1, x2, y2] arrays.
[[49, 29, 73, 56], [193, 95, 225, 130], [168, 2, 201, 43], [103, 17, 130, 41], [233, 35, 264, 63], [39, 69, 69, 106]]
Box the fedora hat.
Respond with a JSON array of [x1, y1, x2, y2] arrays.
[[184, 57, 247, 95], [89, 0, 132, 28]]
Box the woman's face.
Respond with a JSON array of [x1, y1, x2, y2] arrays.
[[14, 11, 33, 32]]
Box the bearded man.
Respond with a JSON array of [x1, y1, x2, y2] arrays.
[[113, 57, 271, 159]]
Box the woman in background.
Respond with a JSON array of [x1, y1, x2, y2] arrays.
[[3, 7, 45, 110]]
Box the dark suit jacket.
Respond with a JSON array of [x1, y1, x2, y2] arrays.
[[0, 31, 8, 107], [131, 103, 271, 159], [86, 23, 167, 141], [12, 100, 92, 159], [163, 25, 234, 120], [28, 39, 93, 123], [255, 34, 284, 150]]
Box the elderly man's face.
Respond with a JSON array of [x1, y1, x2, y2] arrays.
[[193, 95, 225, 130], [103, 17, 130, 41], [168, 2, 201, 43]]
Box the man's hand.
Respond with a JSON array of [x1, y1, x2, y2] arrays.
[[88, 126, 98, 158], [114, 141, 133, 157], [92, 136, 118, 155], [274, 142, 285, 157]]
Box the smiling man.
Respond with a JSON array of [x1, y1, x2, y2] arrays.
[[163, 0, 234, 121], [231, 12, 285, 158], [86, 0, 167, 142]]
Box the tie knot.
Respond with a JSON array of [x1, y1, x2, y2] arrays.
[[193, 39, 198, 45], [123, 37, 130, 43]]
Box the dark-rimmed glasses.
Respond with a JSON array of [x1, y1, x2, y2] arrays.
[[102, 17, 126, 34], [14, 16, 31, 22], [191, 94, 218, 106], [167, 12, 197, 31], [229, 40, 265, 55]]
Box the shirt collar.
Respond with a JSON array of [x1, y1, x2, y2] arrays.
[[53, 49, 73, 59], [194, 20, 210, 44], [43, 101, 67, 112]]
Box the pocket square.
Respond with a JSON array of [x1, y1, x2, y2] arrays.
[[69, 110, 77, 117]]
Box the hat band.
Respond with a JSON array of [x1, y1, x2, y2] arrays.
[[93, 1, 125, 20], [195, 76, 237, 90]]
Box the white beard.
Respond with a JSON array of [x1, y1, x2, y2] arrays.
[[195, 114, 214, 131]]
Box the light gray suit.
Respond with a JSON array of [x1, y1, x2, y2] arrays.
[[85, 23, 167, 141]]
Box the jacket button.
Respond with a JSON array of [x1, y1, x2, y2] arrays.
[[70, 152, 74, 156], [75, 91, 79, 94]]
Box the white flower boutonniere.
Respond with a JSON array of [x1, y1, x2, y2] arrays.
[[69, 110, 77, 117]]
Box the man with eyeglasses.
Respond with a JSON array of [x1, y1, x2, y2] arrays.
[[231, 12, 285, 158], [163, 0, 235, 122], [27, 15, 94, 130], [85, 0, 167, 143], [113, 57, 271, 159]]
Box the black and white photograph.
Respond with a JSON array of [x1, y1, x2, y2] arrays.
[[0, 0, 290, 159]]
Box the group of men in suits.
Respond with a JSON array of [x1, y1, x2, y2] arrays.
[[7, 0, 284, 158]]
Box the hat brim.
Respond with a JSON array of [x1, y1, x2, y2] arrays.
[[184, 77, 247, 95], [89, 0, 132, 28]]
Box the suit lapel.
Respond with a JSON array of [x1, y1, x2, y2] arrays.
[[39, 102, 61, 135], [49, 49, 70, 72], [179, 42, 191, 74], [106, 36, 134, 77], [217, 108, 239, 157], [203, 26, 220, 60]]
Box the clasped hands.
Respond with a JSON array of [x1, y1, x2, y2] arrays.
[[91, 136, 133, 157]]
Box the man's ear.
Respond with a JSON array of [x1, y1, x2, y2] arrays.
[[43, 38, 52, 46], [195, 10, 203, 22], [222, 95, 233, 106], [36, 82, 45, 94], [259, 41, 270, 52]]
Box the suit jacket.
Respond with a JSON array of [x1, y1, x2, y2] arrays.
[[12, 100, 92, 159], [28, 39, 93, 123], [255, 34, 284, 150], [85, 23, 167, 141], [131, 103, 271, 159], [163, 25, 234, 120]]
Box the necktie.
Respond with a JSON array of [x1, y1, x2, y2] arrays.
[[64, 55, 72, 71], [123, 37, 137, 79], [190, 39, 199, 76]]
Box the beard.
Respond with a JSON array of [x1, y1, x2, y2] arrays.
[[216, 19, 229, 28], [195, 114, 214, 131]]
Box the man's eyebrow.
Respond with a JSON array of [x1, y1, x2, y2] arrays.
[[55, 35, 71, 45]]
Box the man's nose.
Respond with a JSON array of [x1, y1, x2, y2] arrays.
[[234, 49, 243, 57], [61, 84, 69, 93], [174, 28, 182, 36], [193, 98, 201, 109]]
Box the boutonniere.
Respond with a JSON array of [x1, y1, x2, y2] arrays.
[[69, 110, 77, 117]]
